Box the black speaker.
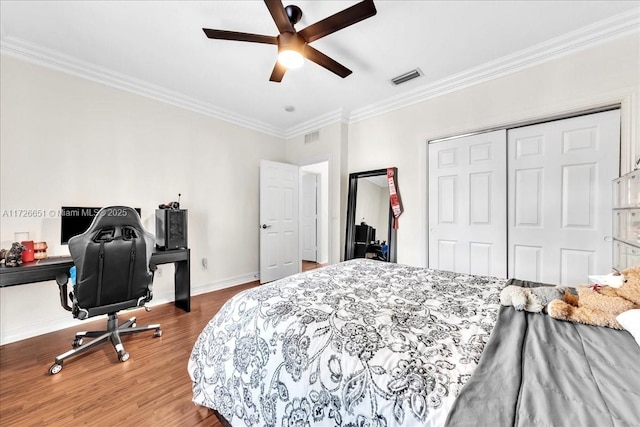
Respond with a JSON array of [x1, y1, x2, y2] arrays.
[[155, 209, 188, 250]]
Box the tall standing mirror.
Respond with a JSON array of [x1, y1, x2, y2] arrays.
[[345, 168, 397, 262]]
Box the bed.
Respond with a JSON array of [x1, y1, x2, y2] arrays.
[[187, 260, 640, 426]]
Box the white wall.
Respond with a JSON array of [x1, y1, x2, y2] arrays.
[[286, 122, 348, 264], [347, 33, 640, 267], [2, 32, 638, 344], [0, 55, 287, 344]]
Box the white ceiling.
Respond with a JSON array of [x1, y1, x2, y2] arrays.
[[364, 175, 388, 188], [1, 1, 638, 138]]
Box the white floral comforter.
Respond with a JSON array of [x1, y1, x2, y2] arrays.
[[188, 259, 506, 427]]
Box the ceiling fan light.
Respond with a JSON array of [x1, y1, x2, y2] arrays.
[[278, 50, 304, 69]]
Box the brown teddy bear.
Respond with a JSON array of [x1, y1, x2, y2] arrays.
[[548, 266, 640, 329]]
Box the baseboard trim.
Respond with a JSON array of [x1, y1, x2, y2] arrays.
[[191, 272, 259, 296], [0, 272, 259, 346]]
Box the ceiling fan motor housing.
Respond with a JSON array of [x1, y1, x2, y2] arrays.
[[278, 32, 306, 54], [285, 5, 303, 25]]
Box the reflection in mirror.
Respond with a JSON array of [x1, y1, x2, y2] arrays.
[[355, 176, 389, 248], [345, 168, 397, 263]]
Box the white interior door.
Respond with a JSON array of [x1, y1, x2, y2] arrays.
[[508, 110, 620, 285], [428, 129, 507, 277], [301, 173, 319, 262], [260, 160, 299, 283]]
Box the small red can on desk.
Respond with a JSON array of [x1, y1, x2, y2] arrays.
[[21, 240, 34, 262]]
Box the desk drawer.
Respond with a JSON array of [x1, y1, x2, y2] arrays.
[[614, 173, 640, 208], [613, 209, 640, 244], [627, 209, 640, 244], [613, 210, 626, 240], [614, 240, 640, 272]]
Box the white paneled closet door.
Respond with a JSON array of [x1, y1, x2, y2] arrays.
[[508, 110, 620, 285], [428, 130, 507, 277]]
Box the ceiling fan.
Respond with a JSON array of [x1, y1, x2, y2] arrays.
[[202, 0, 377, 82]]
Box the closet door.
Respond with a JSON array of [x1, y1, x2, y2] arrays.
[[508, 110, 620, 285], [428, 130, 507, 277]]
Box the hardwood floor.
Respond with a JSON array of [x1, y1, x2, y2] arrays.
[[302, 260, 324, 272], [0, 281, 259, 427]]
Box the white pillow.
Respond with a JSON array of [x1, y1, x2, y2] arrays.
[[617, 309, 640, 348]]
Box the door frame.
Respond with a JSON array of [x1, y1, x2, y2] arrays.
[[299, 158, 331, 265], [300, 171, 321, 262]]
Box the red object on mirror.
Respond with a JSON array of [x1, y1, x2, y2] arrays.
[[387, 168, 403, 229]]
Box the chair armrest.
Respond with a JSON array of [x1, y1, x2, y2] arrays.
[[55, 272, 72, 312]]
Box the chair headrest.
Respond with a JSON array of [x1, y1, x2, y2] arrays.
[[68, 206, 149, 246], [68, 206, 154, 265], [91, 225, 140, 242], [84, 206, 144, 231]]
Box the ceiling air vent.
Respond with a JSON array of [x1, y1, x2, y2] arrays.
[[390, 68, 423, 86], [304, 130, 320, 144]]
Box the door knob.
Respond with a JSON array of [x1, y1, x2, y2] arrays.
[[261, 224, 272, 229]]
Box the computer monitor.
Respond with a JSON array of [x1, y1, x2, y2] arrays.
[[355, 224, 375, 243], [60, 206, 141, 244]]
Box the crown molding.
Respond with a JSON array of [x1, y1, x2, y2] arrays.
[[283, 108, 347, 139], [0, 36, 287, 138], [348, 9, 640, 125], [1, 9, 638, 139]]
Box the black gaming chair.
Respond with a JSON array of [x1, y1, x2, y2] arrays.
[[49, 206, 162, 375]]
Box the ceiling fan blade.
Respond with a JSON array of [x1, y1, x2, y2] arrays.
[[269, 61, 287, 82], [202, 28, 277, 44], [304, 45, 352, 78], [298, 0, 377, 43], [264, 0, 295, 34]]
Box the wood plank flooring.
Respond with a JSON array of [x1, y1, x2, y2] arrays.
[[302, 260, 324, 272], [0, 262, 327, 426], [0, 281, 259, 427]]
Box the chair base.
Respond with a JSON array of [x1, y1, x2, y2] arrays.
[[49, 312, 161, 375]]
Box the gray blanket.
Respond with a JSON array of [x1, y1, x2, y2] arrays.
[[446, 279, 640, 427]]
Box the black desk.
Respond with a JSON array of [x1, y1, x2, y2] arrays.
[[0, 248, 191, 312]]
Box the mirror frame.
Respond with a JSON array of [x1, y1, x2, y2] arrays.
[[344, 167, 397, 263]]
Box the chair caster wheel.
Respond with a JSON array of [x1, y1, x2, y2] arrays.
[[72, 338, 83, 348], [154, 329, 162, 338], [49, 363, 63, 375], [131, 323, 137, 328], [118, 351, 130, 362]]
